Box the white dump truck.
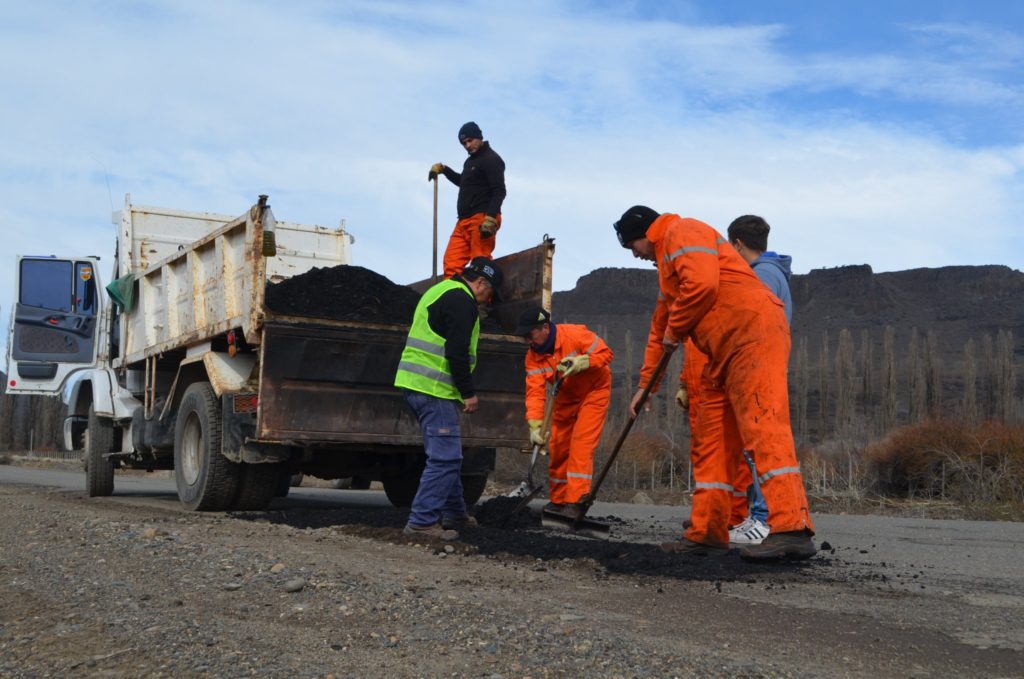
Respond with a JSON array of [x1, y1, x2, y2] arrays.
[[7, 195, 554, 510]]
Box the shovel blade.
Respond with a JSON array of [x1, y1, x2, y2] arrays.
[[540, 510, 611, 540]]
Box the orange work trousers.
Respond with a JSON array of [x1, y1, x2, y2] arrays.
[[442, 212, 501, 278], [683, 313, 814, 547], [683, 342, 749, 528], [548, 382, 610, 504]]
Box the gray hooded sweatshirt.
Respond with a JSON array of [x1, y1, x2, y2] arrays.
[[751, 251, 793, 325]]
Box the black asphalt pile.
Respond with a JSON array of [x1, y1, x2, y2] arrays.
[[265, 265, 421, 324], [242, 504, 823, 583], [475, 496, 539, 529]]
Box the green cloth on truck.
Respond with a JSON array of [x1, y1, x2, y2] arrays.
[[105, 274, 136, 312]]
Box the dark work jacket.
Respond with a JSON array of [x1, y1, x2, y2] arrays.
[[441, 141, 507, 219], [426, 275, 479, 399]]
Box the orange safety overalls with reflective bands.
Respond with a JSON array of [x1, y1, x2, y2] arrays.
[[442, 212, 501, 278], [524, 324, 613, 503], [638, 214, 814, 547]]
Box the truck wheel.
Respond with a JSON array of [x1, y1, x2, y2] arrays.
[[84, 405, 114, 497], [382, 474, 419, 507], [174, 382, 240, 511], [461, 474, 488, 507], [382, 472, 489, 508], [331, 476, 370, 490], [289, 472, 305, 487], [274, 470, 293, 497], [232, 463, 283, 510]]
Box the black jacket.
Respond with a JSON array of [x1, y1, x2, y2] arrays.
[[442, 142, 506, 219], [426, 275, 479, 399]]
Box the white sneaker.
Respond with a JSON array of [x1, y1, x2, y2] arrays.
[[729, 517, 769, 545]]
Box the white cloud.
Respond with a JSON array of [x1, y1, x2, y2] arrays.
[[2, 1, 1022, 361]]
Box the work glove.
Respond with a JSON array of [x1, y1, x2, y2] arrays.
[[528, 419, 548, 446], [675, 382, 689, 410], [479, 215, 498, 238], [557, 354, 590, 377], [427, 163, 445, 181]]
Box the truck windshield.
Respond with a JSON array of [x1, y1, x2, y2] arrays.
[[19, 259, 73, 312]]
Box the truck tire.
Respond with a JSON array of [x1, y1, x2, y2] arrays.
[[174, 382, 240, 511], [382, 474, 419, 507], [382, 472, 489, 508], [461, 474, 488, 507], [274, 470, 293, 498], [232, 463, 283, 511], [84, 405, 114, 497], [331, 475, 371, 490], [289, 472, 305, 487]]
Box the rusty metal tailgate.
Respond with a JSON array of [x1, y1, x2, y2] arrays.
[[257, 321, 528, 448]]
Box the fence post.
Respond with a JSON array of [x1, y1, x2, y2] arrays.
[[651, 461, 656, 491]]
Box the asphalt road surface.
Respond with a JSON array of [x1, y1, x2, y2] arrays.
[[1, 463, 1022, 677]]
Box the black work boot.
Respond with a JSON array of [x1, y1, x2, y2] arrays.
[[659, 537, 728, 557], [441, 514, 478, 530], [739, 530, 816, 561]]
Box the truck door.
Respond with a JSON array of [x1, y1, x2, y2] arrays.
[[6, 257, 103, 395]]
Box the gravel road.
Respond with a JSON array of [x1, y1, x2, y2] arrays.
[[1, 464, 1022, 678]]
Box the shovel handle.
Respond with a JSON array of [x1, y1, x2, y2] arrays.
[[432, 177, 439, 283], [578, 345, 677, 511]]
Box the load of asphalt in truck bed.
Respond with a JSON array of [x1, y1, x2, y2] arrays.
[[265, 265, 421, 324]]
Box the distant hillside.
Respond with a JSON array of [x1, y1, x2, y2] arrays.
[[553, 264, 1024, 443]]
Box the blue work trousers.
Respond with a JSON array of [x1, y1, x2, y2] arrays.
[[403, 390, 467, 527], [744, 450, 769, 524]]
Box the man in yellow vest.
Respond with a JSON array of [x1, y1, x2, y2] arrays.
[[394, 256, 503, 540]]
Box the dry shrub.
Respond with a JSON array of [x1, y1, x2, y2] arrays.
[[866, 420, 1024, 504]]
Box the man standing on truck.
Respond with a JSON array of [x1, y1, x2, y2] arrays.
[[428, 122, 507, 278], [612, 205, 816, 561], [515, 307, 613, 521], [394, 256, 504, 540]]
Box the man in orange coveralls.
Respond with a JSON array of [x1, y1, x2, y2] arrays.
[[428, 121, 507, 278], [515, 306, 613, 520], [614, 205, 816, 561]]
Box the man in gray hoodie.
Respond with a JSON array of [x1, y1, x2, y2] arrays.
[[723, 214, 794, 545]]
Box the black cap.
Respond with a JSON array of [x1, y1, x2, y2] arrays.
[[462, 256, 503, 302], [614, 205, 660, 247], [514, 306, 551, 336], [458, 121, 483, 142]]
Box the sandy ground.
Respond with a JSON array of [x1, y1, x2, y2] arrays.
[[0, 463, 1022, 678]]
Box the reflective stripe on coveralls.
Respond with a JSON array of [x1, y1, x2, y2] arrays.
[[640, 213, 814, 546], [525, 324, 613, 504], [442, 212, 501, 278], [394, 279, 480, 400]]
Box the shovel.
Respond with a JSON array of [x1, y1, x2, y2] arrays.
[[541, 345, 677, 539], [503, 376, 564, 521]]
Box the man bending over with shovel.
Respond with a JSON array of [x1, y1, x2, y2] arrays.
[[516, 307, 613, 523], [613, 206, 816, 561]]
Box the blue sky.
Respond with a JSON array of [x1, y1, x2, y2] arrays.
[[2, 1, 1023, 359]]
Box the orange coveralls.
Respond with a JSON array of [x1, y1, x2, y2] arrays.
[[442, 213, 501, 278], [638, 214, 814, 547], [525, 324, 613, 504], [681, 341, 751, 525]]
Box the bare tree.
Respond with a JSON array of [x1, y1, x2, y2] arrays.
[[881, 326, 897, 434], [859, 328, 873, 410], [996, 330, 1017, 423], [909, 328, 927, 423], [835, 328, 856, 437], [962, 338, 978, 424], [925, 330, 943, 419], [982, 334, 995, 420], [818, 331, 830, 438]]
